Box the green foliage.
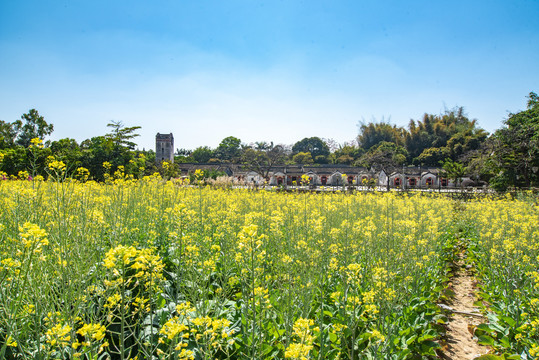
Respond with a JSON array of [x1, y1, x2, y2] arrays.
[[14, 109, 54, 147], [358, 141, 408, 171], [441, 158, 465, 186], [0, 121, 18, 149], [414, 147, 449, 167], [215, 136, 242, 162], [405, 107, 487, 165], [292, 151, 314, 164], [292, 137, 330, 162], [0, 147, 28, 176], [80, 136, 115, 180], [105, 121, 141, 150], [490, 92, 539, 188], [49, 138, 83, 169], [357, 121, 405, 150], [191, 146, 214, 163], [332, 144, 362, 165], [241, 143, 287, 178]]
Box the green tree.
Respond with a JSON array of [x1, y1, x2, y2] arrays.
[[0, 120, 18, 149], [415, 147, 449, 167], [332, 144, 362, 165], [292, 137, 329, 163], [215, 136, 242, 162], [357, 121, 404, 151], [50, 138, 83, 169], [80, 136, 115, 180], [105, 121, 141, 150], [358, 141, 408, 171], [441, 158, 465, 187], [191, 146, 214, 163], [406, 107, 487, 164], [14, 109, 54, 147], [242, 143, 287, 178], [0, 146, 28, 176], [292, 151, 314, 164], [465, 137, 497, 184], [490, 92, 539, 188]]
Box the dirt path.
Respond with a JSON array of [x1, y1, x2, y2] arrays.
[[441, 256, 489, 360]]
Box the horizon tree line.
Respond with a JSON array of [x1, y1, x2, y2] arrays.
[[0, 92, 537, 190]]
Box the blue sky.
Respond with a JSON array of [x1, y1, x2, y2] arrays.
[[1, 1, 538, 151]]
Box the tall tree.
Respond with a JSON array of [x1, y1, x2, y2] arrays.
[[357, 121, 404, 151], [490, 92, 539, 188], [105, 121, 141, 150], [15, 109, 54, 147], [80, 136, 115, 180], [406, 107, 487, 165], [191, 146, 214, 163], [0, 120, 18, 149], [215, 136, 242, 162]]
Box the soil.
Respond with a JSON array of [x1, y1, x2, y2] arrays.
[[440, 256, 490, 360]]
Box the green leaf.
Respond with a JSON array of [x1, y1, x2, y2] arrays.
[[477, 335, 495, 346], [503, 354, 523, 360], [420, 340, 441, 349], [476, 323, 493, 332], [261, 343, 275, 355], [501, 316, 516, 327], [406, 334, 418, 346], [500, 336, 510, 348]]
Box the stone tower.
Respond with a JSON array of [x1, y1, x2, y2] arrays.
[[155, 133, 174, 163]]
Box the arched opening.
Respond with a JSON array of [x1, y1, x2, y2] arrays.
[[441, 178, 448, 187], [277, 177, 283, 185], [347, 176, 354, 185], [321, 176, 327, 185], [426, 177, 433, 186], [409, 178, 416, 187], [394, 177, 401, 187]]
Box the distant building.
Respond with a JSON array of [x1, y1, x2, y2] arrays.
[[155, 133, 174, 163], [174, 163, 479, 189]]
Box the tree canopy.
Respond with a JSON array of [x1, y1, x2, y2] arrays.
[[215, 136, 242, 162], [358, 141, 408, 171], [241, 142, 287, 178], [405, 107, 487, 166], [357, 121, 404, 151], [489, 92, 539, 189], [105, 120, 141, 150], [292, 137, 329, 163]]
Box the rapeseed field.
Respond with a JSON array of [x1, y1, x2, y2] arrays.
[[0, 178, 537, 359]]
